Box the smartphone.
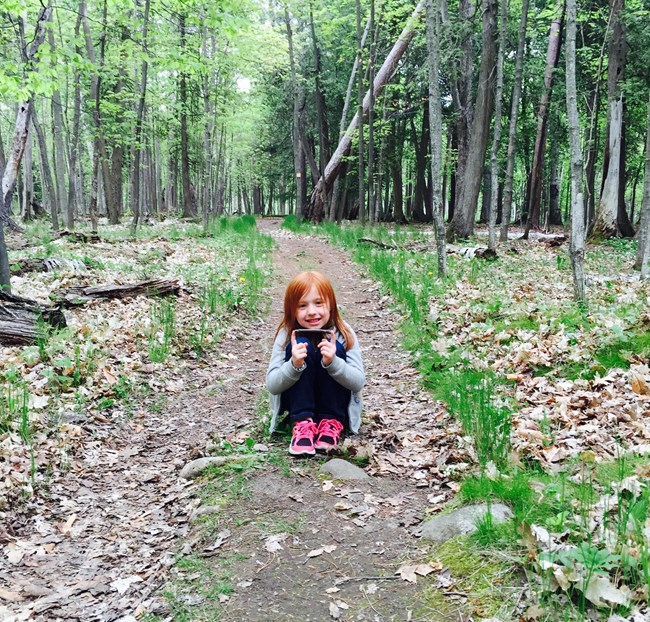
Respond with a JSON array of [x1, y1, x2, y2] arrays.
[[293, 328, 332, 340]]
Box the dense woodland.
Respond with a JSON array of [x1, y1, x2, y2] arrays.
[[1, 0, 650, 280]]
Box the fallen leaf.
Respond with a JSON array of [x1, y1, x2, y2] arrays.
[[307, 544, 336, 558], [264, 533, 288, 553], [329, 601, 341, 619], [59, 514, 77, 536], [110, 575, 142, 595], [584, 575, 631, 608]]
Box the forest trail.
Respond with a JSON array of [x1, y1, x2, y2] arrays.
[[2, 220, 455, 622]]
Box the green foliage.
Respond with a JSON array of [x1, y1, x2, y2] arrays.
[[148, 297, 176, 362]]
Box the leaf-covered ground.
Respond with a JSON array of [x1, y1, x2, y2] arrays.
[[1, 218, 649, 621]]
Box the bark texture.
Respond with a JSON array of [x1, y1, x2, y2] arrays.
[[306, 0, 426, 222]]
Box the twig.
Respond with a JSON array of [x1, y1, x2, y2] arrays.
[[335, 575, 400, 584]]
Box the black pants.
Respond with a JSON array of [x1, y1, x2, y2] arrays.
[[282, 337, 350, 428]]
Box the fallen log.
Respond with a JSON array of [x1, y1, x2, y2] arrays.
[[53, 277, 180, 307], [447, 245, 497, 259], [58, 230, 102, 243], [10, 257, 87, 276], [0, 291, 67, 345]]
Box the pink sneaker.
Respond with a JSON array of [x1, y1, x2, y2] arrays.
[[289, 420, 318, 456], [314, 419, 344, 452]]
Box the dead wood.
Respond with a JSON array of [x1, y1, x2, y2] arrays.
[[58, 230, 102, 243], [447, 244, 498, 259], [0, 291, 67, 345], [358, 237, 399, 250], [539, 235, 567, 247], [10, 257, 87, 276], [53, 277, 180, 307], [357, 237, 498, 259]]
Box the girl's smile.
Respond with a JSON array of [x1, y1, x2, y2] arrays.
[[296, 285, 331, 329]]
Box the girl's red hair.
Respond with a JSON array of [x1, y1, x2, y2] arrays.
[[275, 271, 354, 350]]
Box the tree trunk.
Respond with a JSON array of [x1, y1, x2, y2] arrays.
[[179, 14, 194, 219], [523, 4, 564, 238], [565, 0, 586, 303], [81, 0, 116, 225], [367, 0, 376, 224], [130, 0, 151, 235], [21, 126, 33, 222], [356, 0, 366, 225], [444, 0, 473, 233], [635, 90, 650, 275], [447, 0, 498, 241], [31, 109, 59, 231], [285, 6, 305, 218], [0, 5, 52, 291], [306, 0, 426, 222], [329, 15, 371, 221], [426, 0, 447, 276], [48, 28, 69, 229], [410, 108, 430, 223], [500, 0, 529, 241], [66, 13, 82, 231], [488, 0, 506, 251], [309, 1, 331, 175], [593, 0, 627, 239], [548, 138, 562, 225]]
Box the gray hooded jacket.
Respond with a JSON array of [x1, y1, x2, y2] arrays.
[[265, 324, 365, 433]]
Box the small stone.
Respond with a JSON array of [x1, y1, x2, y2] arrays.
[[420, 503, 513, 542], [319, 459, 370, 481], [253, 443, 269, 452]]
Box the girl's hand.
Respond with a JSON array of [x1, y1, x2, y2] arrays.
[[318, 330, 336, 366], [290, 330, 308, 369]]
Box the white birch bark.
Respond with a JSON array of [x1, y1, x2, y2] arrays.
[[565, 0, 586, 303]]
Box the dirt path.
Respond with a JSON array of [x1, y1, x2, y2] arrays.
[[2, 220, 453, 622]]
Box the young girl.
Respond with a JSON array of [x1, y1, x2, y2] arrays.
[[266, 271, 365, 455]]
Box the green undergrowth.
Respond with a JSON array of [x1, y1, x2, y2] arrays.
[[458, 452, 650, 619], [2, 216, 273, 506], [284, 219, 650, 619], [419, 537, 517, 620]]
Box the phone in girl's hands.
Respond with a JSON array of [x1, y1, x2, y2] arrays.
[[293, 328, 332, 340]]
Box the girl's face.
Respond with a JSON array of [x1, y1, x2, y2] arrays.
[[295, 285, 331, 329]]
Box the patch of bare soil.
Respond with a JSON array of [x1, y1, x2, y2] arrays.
[[2, 219, 459, 622]]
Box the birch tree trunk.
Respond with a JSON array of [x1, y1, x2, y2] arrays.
[[500, 0, 528, 241], [565, 0, 586, 303], [426, 0, 446, 276], [306, 0, 426, 222], [488, 0, 506, 251], [0, 5, 52, 291], [635, 90, 650, 276]]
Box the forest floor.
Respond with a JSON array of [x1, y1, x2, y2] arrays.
[[1, 218, 477, 622], [2, 217, 650, 622]]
